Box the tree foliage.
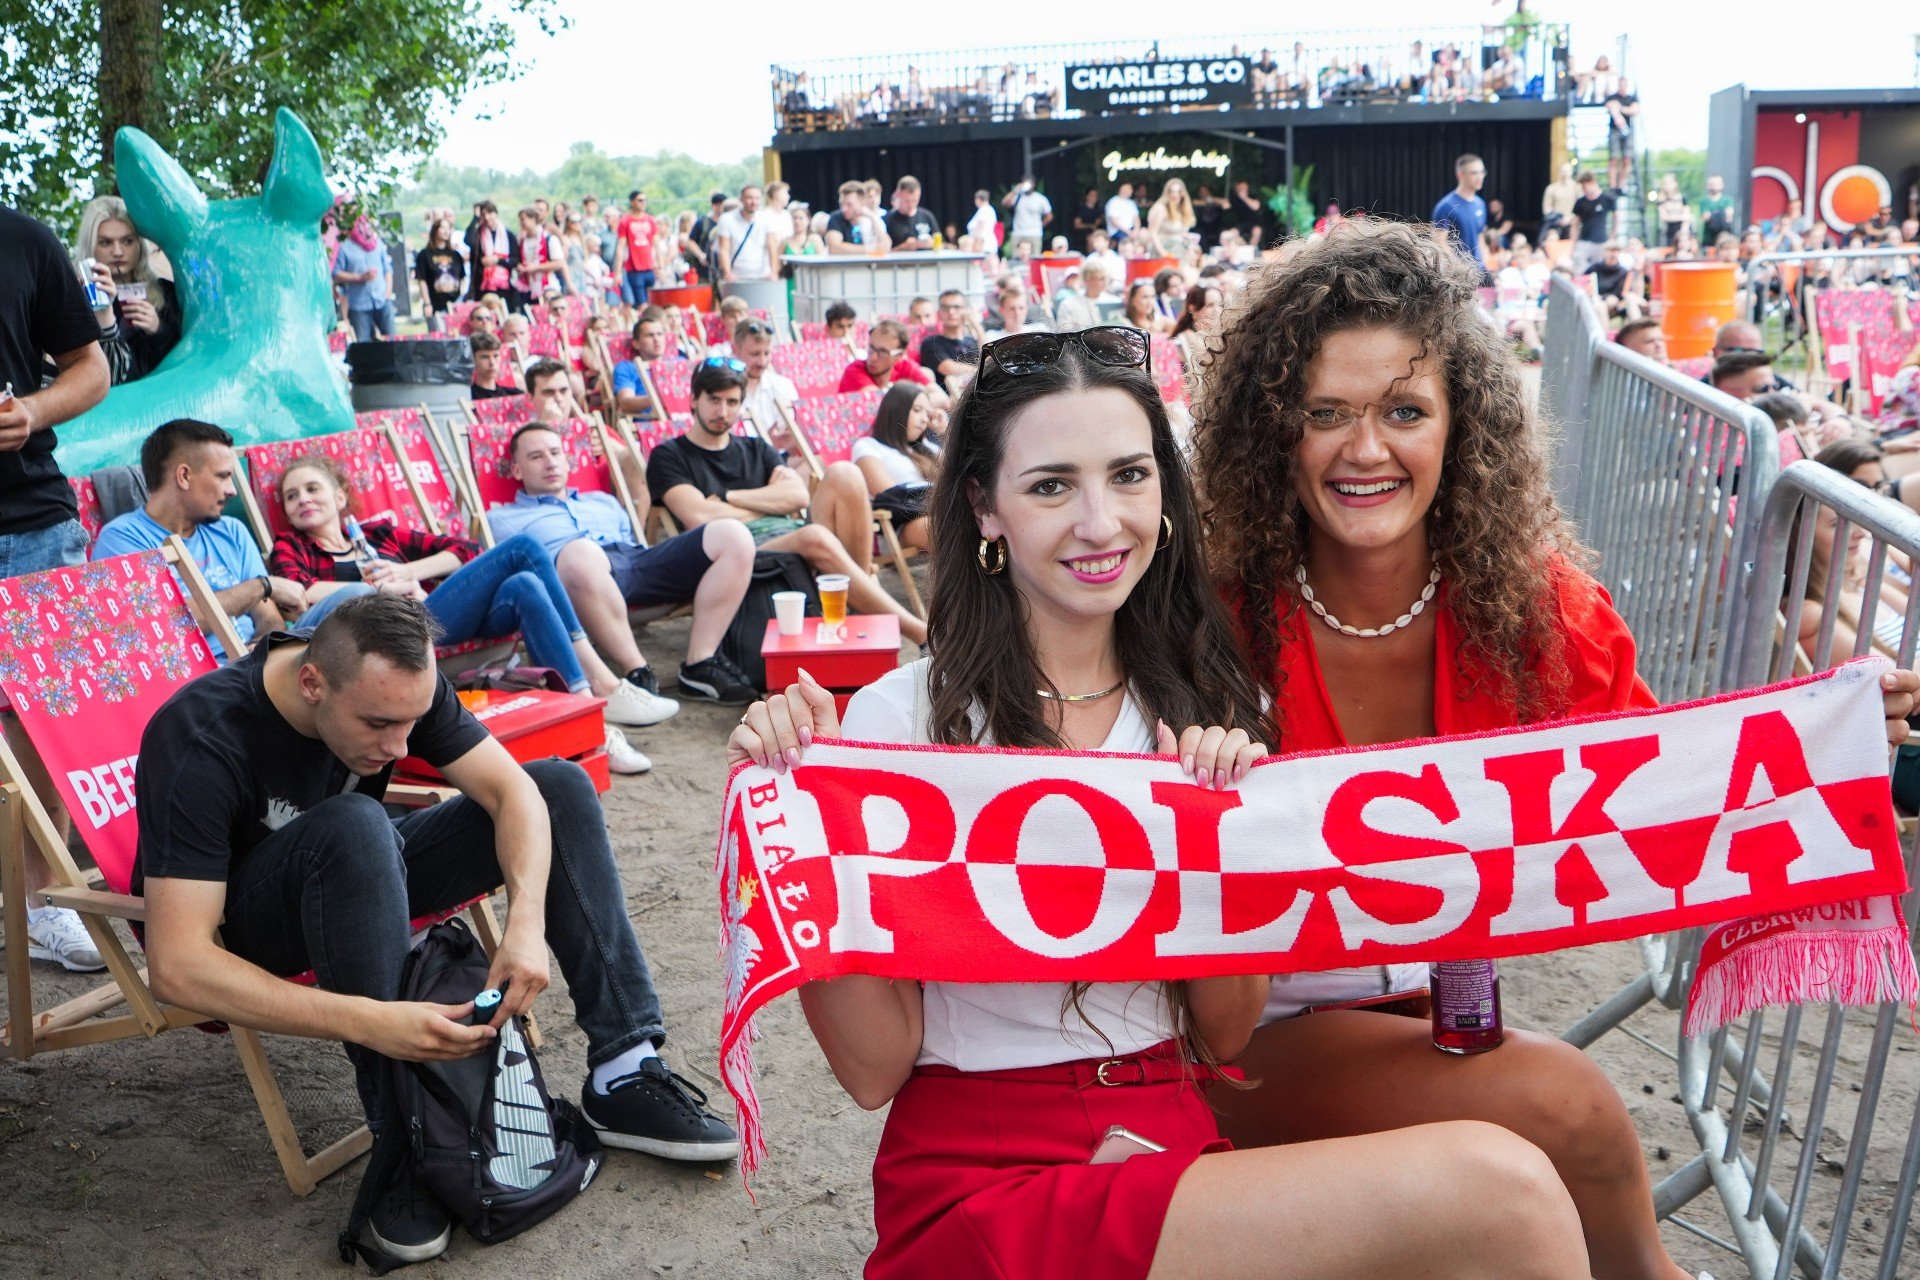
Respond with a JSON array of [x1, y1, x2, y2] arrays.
[[397, 143, 763, 228], [0, 0, 564, 228]]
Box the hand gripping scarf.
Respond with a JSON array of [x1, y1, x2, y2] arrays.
[[715, 659, 1918, 1178]]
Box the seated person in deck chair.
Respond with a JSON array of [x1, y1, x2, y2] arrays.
[[92, 418, 309, 658], [268, 455, 657, 774], [647, 359, 928, 644], [136, 595, 738, 1266], [485, 421, 759, 705]]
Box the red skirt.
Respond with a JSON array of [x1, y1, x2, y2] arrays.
[[866, 1041, 1232, 1280]]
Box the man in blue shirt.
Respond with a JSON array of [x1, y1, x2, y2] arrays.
[[331, 231, 394, 342], [610, 310, 672, 420], [92, 420, 309, 659], [485, 421, 757, 705], [1431, 153, 1489, 274]]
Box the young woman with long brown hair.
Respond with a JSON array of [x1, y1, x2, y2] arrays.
[[728, 325, 1592, 1280], [1189, 219, 1920, 1280], [851, 382, 941, 551]]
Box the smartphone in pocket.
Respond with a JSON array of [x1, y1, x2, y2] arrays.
[[1089, 1125, 1167, 1165]]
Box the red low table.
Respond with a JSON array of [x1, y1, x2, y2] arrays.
[[398, 689, 612, 793], [762, 614, 902, 716]]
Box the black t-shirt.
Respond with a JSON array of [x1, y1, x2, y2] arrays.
[[918, 333, 980, 392], [470, 383, 518, 400], [883, 209, 939, 247], [1230, 191, 1264, 236], [1253, 58, 1278, 75], [825, 211, 871, 248], [1591, 260, 1629, 298], [1604, 93, 1638, 137], [132, 632, 487, 895], [1572, 191, 1617, 244], [0, 205, 95, 535], [646, 432, 785, 508], [1194, 199, 1225, 249], [414, 246, 465, 311]]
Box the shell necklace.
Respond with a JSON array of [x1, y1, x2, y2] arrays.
[[1295, 564, 1440, 639]]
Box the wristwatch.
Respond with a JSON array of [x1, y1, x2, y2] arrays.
[[257, 574, 273, 602]]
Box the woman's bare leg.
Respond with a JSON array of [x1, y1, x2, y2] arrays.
[[1149, 1120, 1589, 1279], [1209, 1011, 1687, 1280]]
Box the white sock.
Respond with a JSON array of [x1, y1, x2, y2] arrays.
[[590, 1039, 659, 1094]]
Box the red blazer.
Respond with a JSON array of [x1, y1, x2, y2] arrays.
[[1270, 562, 1656, 753]]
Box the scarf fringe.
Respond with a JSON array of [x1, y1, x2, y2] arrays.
[[1684, 926, 1920, 1036]]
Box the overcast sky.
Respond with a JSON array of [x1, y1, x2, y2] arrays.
[[434, 5, 1918, 171]]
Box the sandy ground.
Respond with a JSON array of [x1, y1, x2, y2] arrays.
[[2, 601, 1915, 1279]]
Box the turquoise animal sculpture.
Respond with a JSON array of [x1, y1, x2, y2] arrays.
[[56, 107, 353, 477]]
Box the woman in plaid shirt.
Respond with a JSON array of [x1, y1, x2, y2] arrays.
[[268, 456, 672, 757]]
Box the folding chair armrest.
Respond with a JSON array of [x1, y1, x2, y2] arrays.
[[38, 885, 148, 922], [388, 782, 456, 808]]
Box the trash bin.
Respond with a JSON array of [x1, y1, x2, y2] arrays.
[[347, 338, 473, 417]]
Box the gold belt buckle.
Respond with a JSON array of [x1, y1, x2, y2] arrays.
[[1095, 1059, 1126, 1086]]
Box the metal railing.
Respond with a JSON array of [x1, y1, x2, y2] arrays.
[[769, 24, 1574, 134], [1545, 271, 1920, 1275], [1659, 461, 1920, 1280]]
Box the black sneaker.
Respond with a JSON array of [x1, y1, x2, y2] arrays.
[[624, 664, 660, 695], [677, 652, 757, 705], [581, 1057, 741, 1161], [365, 1164, 451, 1266]]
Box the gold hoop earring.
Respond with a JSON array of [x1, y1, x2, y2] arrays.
[[1157, 515, 1172, 550], [976, 535, 1007, 574]]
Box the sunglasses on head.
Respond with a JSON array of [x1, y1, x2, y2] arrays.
[[981, 327, 1149, 379], [702, 356, 747, 373], [739, 319, 777, 337]]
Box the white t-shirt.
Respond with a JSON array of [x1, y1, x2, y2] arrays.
[[742, 370, 797, 436], [839, 661, 1179, 1071], [1105, 195, 1141, 238], [1009, 189, 1052, 241], [850, 436, 931, 488], [966, 203, 998, 247], [717, 209, 781, 280]]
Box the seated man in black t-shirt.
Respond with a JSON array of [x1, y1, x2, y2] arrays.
[[882, 176, 940, 251], [918, 289, 982, 394], [136, 595, 737, 1263], [647, 361, 928, 644]]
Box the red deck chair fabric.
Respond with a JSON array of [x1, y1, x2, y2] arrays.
[[602, 333, 633, 366], [244, 427, 416, 543], [704, 309, 769, 348], [650, 357, 693, 415], [1860, 329, 1918, 415], [791, 388, 884, 467], [798, 320, 870, 348], [69, 476, 105, 542], [326, 330, 349, 355], [528, 322, 565, 359], [467, 394, 537, 428], [770, 340, 852, 399], [1672, 355, 1714, 380], [465, 415, 625, 513], [447, 301, 479, 332], [1148, 337, 1187, 405]]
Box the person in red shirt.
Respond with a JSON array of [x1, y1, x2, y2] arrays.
[[615, 189, 661, 306], [837, 318, 938, 395], [1189, 220, 1920, 1280]]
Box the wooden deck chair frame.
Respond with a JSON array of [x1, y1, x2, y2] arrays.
[[766, 400, 927, 619], [0, 539, 518, 1195]]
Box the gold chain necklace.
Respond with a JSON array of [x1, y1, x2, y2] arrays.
[[1035, 678, 1126, 703]]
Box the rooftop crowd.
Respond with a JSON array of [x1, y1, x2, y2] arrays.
[[6, 116, 1920, 1277]]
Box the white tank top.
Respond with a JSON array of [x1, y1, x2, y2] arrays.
[[838, 661, 1179, 1071]]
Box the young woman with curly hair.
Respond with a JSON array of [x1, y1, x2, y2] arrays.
[[1188, 219, 1920, 1280], [728, 326, 1593, 1280]]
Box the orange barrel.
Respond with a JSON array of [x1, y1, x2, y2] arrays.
[[1125, 256, 1178, 284], [651, 284, 712, 313], [1660, 263, 1738, 360]]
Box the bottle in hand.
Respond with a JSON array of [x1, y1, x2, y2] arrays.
[[1430, 959, 1503, 1054]]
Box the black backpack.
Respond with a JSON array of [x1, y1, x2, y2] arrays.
[[719, 550, 818, 689], [340, 919, 602, 1273]]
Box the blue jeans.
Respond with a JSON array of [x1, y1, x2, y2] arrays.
[[220, 759, 665, 1129], [0, 518, 89, 578], [348, 304, 395, 342], [424, 536, 590, 692], [290, 583, 373, 636], [624, 269, 655, 306]]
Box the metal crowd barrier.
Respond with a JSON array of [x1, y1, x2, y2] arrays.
[[1646, 461, 1920, 1279], [1541, 273, 1600, 507]]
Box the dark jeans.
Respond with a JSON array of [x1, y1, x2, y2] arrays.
[[624, 269, 655, 306], [425, 535, 590, 691], [348, 304, 395, 342], [220, 759, 664, 1130]]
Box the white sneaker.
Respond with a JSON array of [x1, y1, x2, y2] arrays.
[[25, 905, 106, 972], [603, 724, 652, 775], [601, 680, 679, 727]]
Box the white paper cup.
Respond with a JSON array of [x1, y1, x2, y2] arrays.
[[772, 590, 807, 636]]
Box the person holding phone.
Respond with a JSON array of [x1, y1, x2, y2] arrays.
[[727, 326, 1593, 1280], [73, 195, 180, 384]]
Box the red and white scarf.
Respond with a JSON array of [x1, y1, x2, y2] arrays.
[[716, 659, 1917, 1176]]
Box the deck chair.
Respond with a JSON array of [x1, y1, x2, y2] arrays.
[[649, 357, 693, 416], [235, 426, 515, 671], [458, 414, 646, 549], [778, 391, 926, 619], [0, 543, 513, 1194], [69, 476, 106, 542], [770, 339, 854, 399]]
